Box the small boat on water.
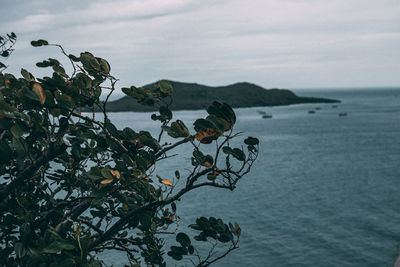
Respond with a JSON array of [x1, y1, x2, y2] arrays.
[[262, 114, 272, 119], [315, 107, 321, 110], [339, 112, 347, 117], [257, 110, 267, 115], [308, 110, 316, 114]]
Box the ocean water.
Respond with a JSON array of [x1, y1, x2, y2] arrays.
[[104, 88, 400, 266]]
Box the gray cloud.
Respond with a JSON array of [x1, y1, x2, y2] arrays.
[[1, 0, 399, 90]]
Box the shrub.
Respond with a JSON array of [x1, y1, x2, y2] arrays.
[[0, 34, 258, 266]]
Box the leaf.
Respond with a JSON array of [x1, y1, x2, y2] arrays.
[[204, 155, 214, 167], [207, 173, 217, 181], [162, 120, 190, 138], [68, 54, 80, 62], [32, 82, 46, 104], [161, 179, 173, 186], [110, 169, 120, 179], [12, 137, 25, 154], [206, 101, 236, 131], [194, 128, 221, 144], [171, 202, 177, 212], [158, 80, 173, 96], [80, 52, 100, 71], [188, 245, 194, 255], [176, 233, 191, 247], [100, 178, 113, 185], [222, 147, 246, 161], [14, 242, 25, 258], [21, 68, 34, 81], [10, 125, 23, 138], [101, 168, 113, 179], [244, 136, 259, 146], [97, 57, 111, 74], [159, 106, 172, 120], [58, 259, 76, 267], [30, 39, 48, 47], [193, 118, 217, 132], [42, 240, 75, 254], [0, 140, 12, 163]]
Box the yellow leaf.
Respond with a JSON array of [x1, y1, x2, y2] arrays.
[[169, 215, 174, 221], [194, 128, 221, 144], [110, 169, 120, 179], [100, 178, 113, 184], [122, 203, 129, 211], [204, 161, 212, 168], [32, 82, 46, 104], [161, 179, 173, 186]]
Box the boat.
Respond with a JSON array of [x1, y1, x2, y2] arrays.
[[339, 112, 347, 117], [308, 110, 316, 114], [262, 114, 272, 119]]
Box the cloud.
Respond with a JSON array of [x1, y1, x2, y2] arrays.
[[1, 0, 399, 88]]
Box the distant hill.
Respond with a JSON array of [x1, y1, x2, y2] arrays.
[[105, 80, 340, 112]]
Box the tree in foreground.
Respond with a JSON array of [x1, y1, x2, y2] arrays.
[[0, 34, 259, 266]]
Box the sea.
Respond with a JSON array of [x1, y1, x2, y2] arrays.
[[103, 88, 400, 266]]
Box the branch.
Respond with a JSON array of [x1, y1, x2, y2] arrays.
[[155, 137, 190, 158], [197, 240, 239, 267], [70, 112, 129, 153], [0, 142, 67, 202]]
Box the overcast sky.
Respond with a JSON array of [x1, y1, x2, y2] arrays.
[[1, 0, 400, 92]]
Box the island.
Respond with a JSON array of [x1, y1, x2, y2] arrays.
[[105, 80, 340, 112]]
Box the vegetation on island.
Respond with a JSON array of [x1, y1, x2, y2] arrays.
[[106, 80, 340, 112], [0, 33, 259, 266]]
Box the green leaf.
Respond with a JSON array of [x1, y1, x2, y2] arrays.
[[222, 147, 245, 161], [188, 245, 194, 254], [68, 54, 80, 62], [152, 106, 172, 122], [193, 118, 217, 132], [207, 173, 217, 181], [12, 137, 25, 154], [23, 87, 41, 102], [42, 240, 75, 254], [10, 125, 23, 138], [0, 140, 12, 163], [58, 258, 76, 267], [14, 242, 26, 258], [80, 52, 100, 72], [31, 39, 48, 47], [101, 168, 113, 179], [168, 251, 183, 261], [206, 101, 236, 131], [171, 202, 177, 212], [176, 233, 191, 247], [244, 136, 259, 146], [98, 58, 111, 74], [162, 120, 190, 138], [21, 68, 34, 81], [158, 80, 173, 96], [174, 170, 180, 179]]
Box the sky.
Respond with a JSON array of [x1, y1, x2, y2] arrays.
[[1, 0, 400, 93]]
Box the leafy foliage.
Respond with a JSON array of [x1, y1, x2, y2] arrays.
[[0, 35, 259, 266], [0, 32, 17, 72]]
